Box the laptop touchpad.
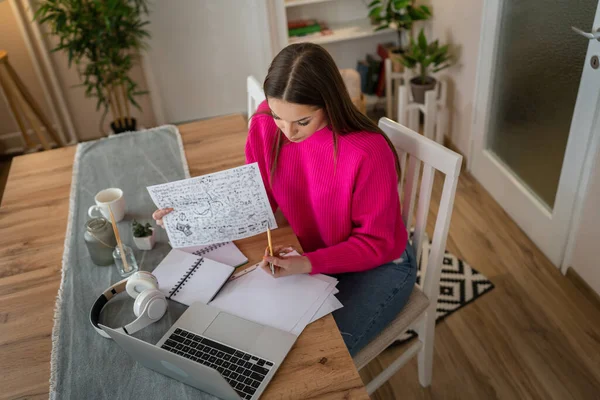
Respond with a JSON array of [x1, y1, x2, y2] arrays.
[[203, 313, 263, 352]]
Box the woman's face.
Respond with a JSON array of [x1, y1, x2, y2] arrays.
[[267, 98, 328, 143]]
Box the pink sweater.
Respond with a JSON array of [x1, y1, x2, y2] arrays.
[[245, 101, 407, 275]]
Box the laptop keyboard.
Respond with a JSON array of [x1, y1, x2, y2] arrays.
[[161, 328, 274, 400]]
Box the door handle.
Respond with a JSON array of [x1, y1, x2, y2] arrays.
[[571, 26, 600, 41]]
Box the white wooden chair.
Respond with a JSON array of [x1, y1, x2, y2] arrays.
[[247, 75, 266, 126], [353, 117, 462, 394]]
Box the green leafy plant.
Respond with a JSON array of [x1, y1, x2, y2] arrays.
[[132, 220, 153, 238], [34, 0, 151, 133], [400, 29, 452, 85], [368, 0, 432, 51]]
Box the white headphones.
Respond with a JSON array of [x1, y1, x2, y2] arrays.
[[90, 271, 168, 339]]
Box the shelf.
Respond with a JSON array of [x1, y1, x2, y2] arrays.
[[285, 0, 336, 8], [288, 18, 395, 46]]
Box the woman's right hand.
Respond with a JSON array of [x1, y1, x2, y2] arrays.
[[152, 207, 174, 228]]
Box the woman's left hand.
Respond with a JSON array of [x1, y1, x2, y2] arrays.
[[261, 246, 312, 277]]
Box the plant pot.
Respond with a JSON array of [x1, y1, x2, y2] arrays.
[[133, 228, 155, 250], [110, 117, 137, 134], [409, 76, 437, 104]]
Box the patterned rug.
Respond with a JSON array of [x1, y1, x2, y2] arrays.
[[395, 237, 495, 344]]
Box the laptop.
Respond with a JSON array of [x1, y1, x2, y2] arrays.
[[100, 301, 297, 400]]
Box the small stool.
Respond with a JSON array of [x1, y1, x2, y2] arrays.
[[385, 58, 409, 120], [0, 50, 64, 151], [396, 68, 448, 144]]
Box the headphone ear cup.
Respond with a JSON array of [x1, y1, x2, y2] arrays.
[[133, 289, 167, 320], [133, 289, 151, 317], [126, 272, 159, 299]]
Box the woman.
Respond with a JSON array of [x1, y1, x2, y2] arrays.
[[154, 43, 417, 356]]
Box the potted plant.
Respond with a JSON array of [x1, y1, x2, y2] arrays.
[[34, 0, 151, 135], [132, 220, 155, 250], [400, 29, 452, 104], [368, 0, 432, 71]]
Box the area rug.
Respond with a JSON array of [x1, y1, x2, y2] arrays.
[[395, 237, 495, 344]]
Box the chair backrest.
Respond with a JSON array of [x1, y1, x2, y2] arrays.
[[247, 76, 266, 126], [379, 117, 462, 304]]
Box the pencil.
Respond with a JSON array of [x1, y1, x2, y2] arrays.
[[108, 205, 130, 273], [267, 226, 274, 275]]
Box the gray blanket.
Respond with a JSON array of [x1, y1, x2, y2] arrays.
[[50, 126, 217, 399]]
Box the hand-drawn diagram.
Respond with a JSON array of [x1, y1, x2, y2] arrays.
[[147, 163, 277, 247], [176, 222, 193, 236]]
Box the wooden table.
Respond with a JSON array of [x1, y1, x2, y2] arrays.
[[0, 114, 369, 400]]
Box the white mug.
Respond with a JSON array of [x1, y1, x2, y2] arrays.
[[88, 188, 126, 222]]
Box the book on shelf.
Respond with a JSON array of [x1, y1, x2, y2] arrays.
[[289, 23, 322, 37], [365, 54, 382, 95], [287, 19, 317, 30], [375, 42, 396, 97], [356, 60, 369, 94]]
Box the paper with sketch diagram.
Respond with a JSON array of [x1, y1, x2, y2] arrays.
[[147, 163, 277, 248]]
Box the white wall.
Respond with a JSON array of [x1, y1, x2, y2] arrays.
[[571, 152, 600, 296], [419, 0, 483, 156], [144, 0, 273, 124]]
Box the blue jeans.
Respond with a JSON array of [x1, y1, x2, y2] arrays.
[[332, 243, 417, 357]]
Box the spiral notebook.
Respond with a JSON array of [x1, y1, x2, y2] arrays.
[[178, 242, 248, 268], [152, 249, 235, 306]]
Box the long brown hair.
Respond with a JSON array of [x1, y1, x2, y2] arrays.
[[262, 42, 401, 180]]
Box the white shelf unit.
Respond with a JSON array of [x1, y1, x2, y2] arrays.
[[270, 0, 397, 69], [288, 18, 395, 45], [284, 0, 336, 8]]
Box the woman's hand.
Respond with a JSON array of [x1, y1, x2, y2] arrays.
[[260, 245, 312, 277], [152, 207, 174, 228]]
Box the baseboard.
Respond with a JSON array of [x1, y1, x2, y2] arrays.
[[0, 131, 56, 155], [443, 135, 468, 171], [0, 126, 62, 155], [1, 127, 79, 155], [565, 267, 600, 309]]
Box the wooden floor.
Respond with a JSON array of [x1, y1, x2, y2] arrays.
[[0, 158, 11, 205], [360, 170, 600, 399]]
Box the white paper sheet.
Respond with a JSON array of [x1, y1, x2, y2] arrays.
[[277, 255, 342, 331], [309, 293, 344, 323], [147, 163, 277, 248], [209, 265, 331, 333], [312, 274, 338, 287], [290, 282, 337, 335], [305, 274, 343, 324]]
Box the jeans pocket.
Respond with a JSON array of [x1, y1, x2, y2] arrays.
[[393, 246, 410, 265], [392, 248, 416, 283], [389, 263, 411, 287]]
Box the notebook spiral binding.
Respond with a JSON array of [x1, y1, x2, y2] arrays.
[[168, 258, 205, 298], [192, 242, 228, 256]]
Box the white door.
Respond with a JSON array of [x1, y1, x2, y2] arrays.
[[470, 0, 600, 267]]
